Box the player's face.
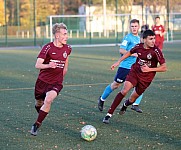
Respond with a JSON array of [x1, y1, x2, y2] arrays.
[[130, 22, 140, 35], [56, 29, 68, 45], [155, 18, 160, 24], [144, 36, 155, 48]]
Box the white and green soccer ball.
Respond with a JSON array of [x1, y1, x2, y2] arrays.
[[80, 125, 97, 141]]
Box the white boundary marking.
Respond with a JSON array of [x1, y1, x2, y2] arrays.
[[0, 40, 181, 50], [0, 78, 180, 92]]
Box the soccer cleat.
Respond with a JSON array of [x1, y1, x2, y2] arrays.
[[131, 105, 143, 113], [103, 115, 111, 124], [119, 103, 127, 115], [98, 97, 104, 111], [30, 124, 39, 136]]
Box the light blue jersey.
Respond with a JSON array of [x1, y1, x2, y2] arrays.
[[119, 33, 140, 69]]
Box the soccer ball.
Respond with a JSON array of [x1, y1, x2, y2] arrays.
[[80, 125, 97, 141]]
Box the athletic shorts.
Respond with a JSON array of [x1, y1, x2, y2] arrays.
[[34, 79, 63, 100], [126, 70, 151, 95], [114, 67, 130, 83]]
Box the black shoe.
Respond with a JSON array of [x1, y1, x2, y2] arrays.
[[98, 97, 104, 111], [30, 124, 39, 136], [119, 103, 127, 115], [131, 105, 143, 113], [103, 115, 111, 124]]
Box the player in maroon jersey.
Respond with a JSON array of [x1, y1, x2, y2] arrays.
[[152, 16, 165, 50], [30, 23, 72, 135], [103, 30, 167, 124]]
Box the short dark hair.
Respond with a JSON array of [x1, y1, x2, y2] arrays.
[[155, 16, 160, 19], [143, 30, 155, 39], [130, 19, 139, 24]]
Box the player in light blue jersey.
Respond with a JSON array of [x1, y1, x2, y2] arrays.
[[98, 19, 143, 113]]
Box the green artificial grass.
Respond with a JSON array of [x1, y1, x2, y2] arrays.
[[0, 43, 180, 150]]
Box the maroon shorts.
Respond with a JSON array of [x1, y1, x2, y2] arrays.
[[34, 79, 63, 100], [126, 70, 151, 95]]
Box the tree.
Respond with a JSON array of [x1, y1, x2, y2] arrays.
[[0, 0, 5, 26]]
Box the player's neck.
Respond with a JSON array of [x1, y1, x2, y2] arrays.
[[156, 23, 161, 26], [143, 44, 150, 49], [53, 41, 63, 48], [132, 33, 138, 36]]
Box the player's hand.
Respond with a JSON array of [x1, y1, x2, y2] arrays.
[[111, 61, 119, 70], [49, 61, 57, 68], [141, 64, 150, 72]]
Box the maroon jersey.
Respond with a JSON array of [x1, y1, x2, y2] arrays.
[[130, 43, 165, 82], [37, 42, 72, 84], [152, 25, 165, 42]]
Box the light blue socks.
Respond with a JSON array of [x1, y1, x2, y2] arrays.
[[101, 85, 113, 101], [133, 94, 143, 105]]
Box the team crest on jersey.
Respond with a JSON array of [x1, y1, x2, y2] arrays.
[[63, 51, 67, 58], [147, 53, 152, 59]]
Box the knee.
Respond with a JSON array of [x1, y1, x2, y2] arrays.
[[44, 98, 54, 105], [121, 89, 128, 96], [111, 83, 120, 90], [44, 100, 52, 105]]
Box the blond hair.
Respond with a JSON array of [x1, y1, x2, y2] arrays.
[[52, 23, 67, 35]]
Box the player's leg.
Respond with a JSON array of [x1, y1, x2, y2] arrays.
[[117, 70, 138, 115], [98, 81, 120, 111], [31, 90, 58, 136], [103, 81, 133, 124], [131, 93, 143, 113], [122, 80, 151, 115], [34, 79, 46, 113], [159, 40, 163, 51], [120, 89, 140, 115], [31, 83, 63, 136], [35, 99, 44, 113], [35, 90, 57, 125], [98, 67, 129, 111]]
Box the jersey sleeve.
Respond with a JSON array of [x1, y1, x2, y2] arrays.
[[154, 48, 166, 65], [37, 44, 51, 59], [161, 25, 165, 33], [151, 25, 154, 31], [130, 44, 140, 54], [120, 35, 130, 50], [67, 44, 72, 55]]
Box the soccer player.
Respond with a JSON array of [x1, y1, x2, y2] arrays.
[[103, 30, 167, 124], [152, 16, 165, 50], [30, 23, 72, 136], [98, 19, 143, 113]]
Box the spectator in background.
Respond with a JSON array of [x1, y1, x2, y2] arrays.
[[78, 2, 86, 32], [152, 16, 165, 50], [140, 21, 149, 42]]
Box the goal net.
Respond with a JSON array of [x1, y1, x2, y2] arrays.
[[48, 13, 174, 46]]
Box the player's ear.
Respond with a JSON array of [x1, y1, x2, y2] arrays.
[[55, 33, 60, 39]]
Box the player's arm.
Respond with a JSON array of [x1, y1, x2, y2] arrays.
[[111, 51, 132, 70], [35, 58, 57, 69], [160, 30, 166, 37], [141, 63, 167, 72], [119, 48, 127, 55], [63, 57, 69, 77], [159, 25, 166, 37], [120, 48, 137, 57]]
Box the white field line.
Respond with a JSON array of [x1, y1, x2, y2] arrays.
[[0, 78, 180, 92]]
